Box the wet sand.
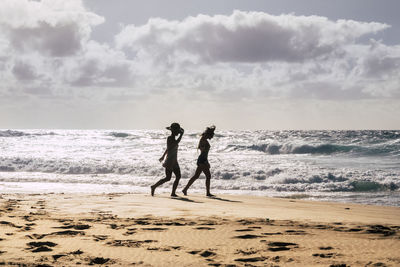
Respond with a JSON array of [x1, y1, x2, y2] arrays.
[[0, 193, 399, 266]]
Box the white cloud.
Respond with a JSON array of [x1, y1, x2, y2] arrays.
[[0, 0, 137, 100], [116, 10, 389, 64], [64, 41, 135, 87], [12, 61, 38, 81], [112, 10, 399, 101], [0, 0, 103, 57], [0, 3, 399, 109]]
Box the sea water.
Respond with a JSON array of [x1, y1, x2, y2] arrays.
[[0, 129, 399, 206]]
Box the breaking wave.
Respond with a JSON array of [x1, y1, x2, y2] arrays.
[[108, 132, 130, 138], [229, 142, 399, 156], [254, 143, 354, 155], [1, 129, 399, 205], [0, 130, 56, 137]]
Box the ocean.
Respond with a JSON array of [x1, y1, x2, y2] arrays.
[[1, 129, 399, 206]]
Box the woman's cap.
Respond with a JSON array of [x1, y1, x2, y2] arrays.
[[166, 122, 181, 131]]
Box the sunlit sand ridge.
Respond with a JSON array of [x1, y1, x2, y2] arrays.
[[1, 193, 399, 266]]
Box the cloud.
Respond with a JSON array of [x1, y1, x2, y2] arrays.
[[0, 4, 399, 106], [63, 41, 135, 87], [9, 22, 83, 57], [0, 0, 136, 99], [112, 10, 399, 101], [116, 10, 389, 64], [12, 61, 38, 81], [361, 41, 400, 78], [0, 0, 103, 57]]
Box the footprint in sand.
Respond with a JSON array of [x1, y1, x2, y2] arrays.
[[26, 241, 57, 253], [236, 219, 255, 225], [70, 249, 84, 255], [235, 248, 259, 255], [89, 257, 111, 265], [109, 223, 118, 229], [22, 216, 36, 222], [50, 230, 86, 236], [187, 250, 216, 258], [23, 223, 35, 231], [199, 250, 216, 257], [319, 246, 334, 250], [314, 224, 332, 230], [347, 228, 363, 232], [147, 246, 181, 251], [35, 200, 46, 210], [123, 230, 136, 236], [366, 225, 396, 236], [26, 233, 46, 240], [313, 252, 338, 258], [58, 219, 73, 223], [93, 235, 108, 242], [133, 219, 151, 225], [106, 239, 157, 248], [195, 226, 215, 230], [268, 242, 298, 252], [198, 220, 217, 226], [3, 199, 20, 212], [234, 256, 267, 263], [26, 229, 86, 239], [233, 234, 262, 239], [53, 223, 91, 230], [262, 232, 282, 235], [142, 227, 168, 231], [0, 220, 23, 229], [155, 221, 187, 226], [285, 230, 307, 235], [235, 228, 254, 232], [52, 254, 67, 261]]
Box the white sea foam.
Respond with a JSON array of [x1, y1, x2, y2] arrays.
[[0, 129, 399, 206]]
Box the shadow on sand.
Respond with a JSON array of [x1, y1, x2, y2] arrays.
[[208, 196, 242, 203], [170, 196, 203, 203]]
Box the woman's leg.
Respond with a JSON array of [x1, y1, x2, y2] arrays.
[[171, 167, 181, 197], [203, 167, 214, 197], [151, 169, 173, 196], [182, 166, 202, 196]]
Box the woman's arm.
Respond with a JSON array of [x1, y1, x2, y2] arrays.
[[164, 129, 185, 155], [159, 149, 167, 162], [176, 128, 184, 143]]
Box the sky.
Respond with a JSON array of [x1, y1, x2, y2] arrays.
[[0, 0, 399, 130]]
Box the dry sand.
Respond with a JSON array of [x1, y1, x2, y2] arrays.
[[0, 193, 399, 266]]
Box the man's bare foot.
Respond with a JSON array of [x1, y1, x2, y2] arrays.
[[182, 189, 187, 196], [206, 193, 215, 197], [171, 193, 178, 197], [151, 186, 155, 196]]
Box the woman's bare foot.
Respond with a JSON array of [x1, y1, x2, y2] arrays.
[[171, 193, 178, 197], [182, 189, 187, 196], [151, 185, 155, 196], [206, 193, 215, 197]]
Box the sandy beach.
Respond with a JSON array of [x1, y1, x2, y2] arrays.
[[0, 193, 399, 266]]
